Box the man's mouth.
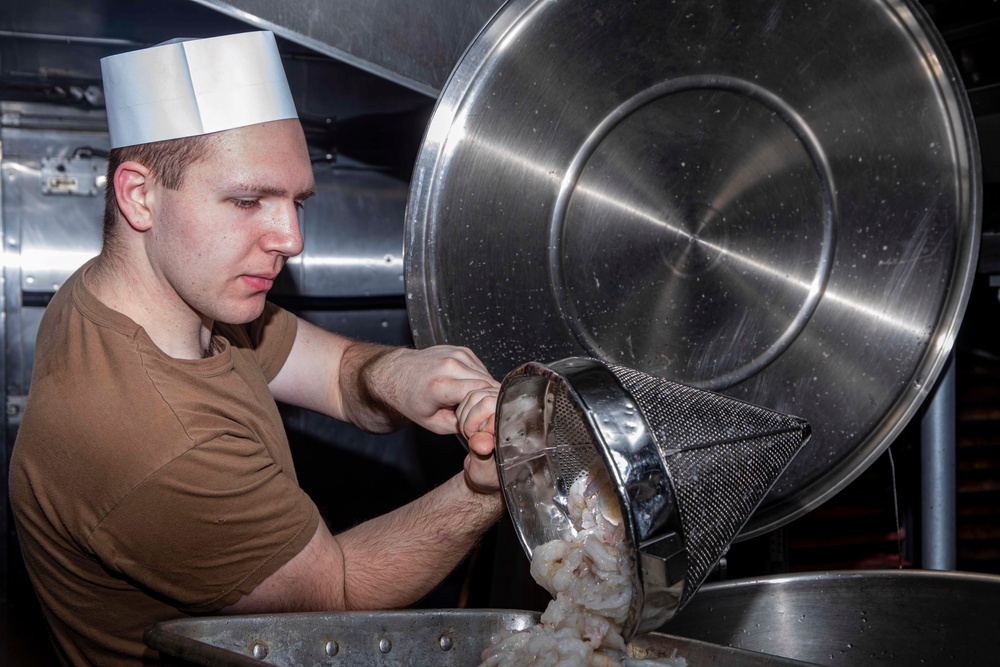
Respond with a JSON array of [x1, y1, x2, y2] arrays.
[[241, 274, 277, 291]]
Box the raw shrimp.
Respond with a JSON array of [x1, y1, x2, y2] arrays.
[[480, 466, 686, 666]]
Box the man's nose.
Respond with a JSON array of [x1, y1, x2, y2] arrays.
[[264, 201, 305, 257]]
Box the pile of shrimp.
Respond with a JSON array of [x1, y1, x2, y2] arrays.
[[479, 467, 687, 667]]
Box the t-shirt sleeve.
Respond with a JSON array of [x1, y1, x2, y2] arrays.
[[220, 301, 299, 383], [87, 434, 320, 613]]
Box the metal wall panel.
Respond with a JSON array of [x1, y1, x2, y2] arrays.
[[187, 0, 506, 97], [1, 105, 109, 606], [284, 167, 408, 299]]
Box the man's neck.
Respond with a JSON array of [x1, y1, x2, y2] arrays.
[[87, 253, 215, 360]]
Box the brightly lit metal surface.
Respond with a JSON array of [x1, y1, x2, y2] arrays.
[[404, 0, 981, 537], [660, 570, 1000, 666]]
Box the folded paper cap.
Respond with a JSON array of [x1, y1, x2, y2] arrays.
[[101, 31, 298, 148]]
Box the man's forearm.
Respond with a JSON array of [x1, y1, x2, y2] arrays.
[[337, 341, 408, 433], [336, 473, 504, 610]]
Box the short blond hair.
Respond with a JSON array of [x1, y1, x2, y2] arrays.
[[102, 134, 213, 250]]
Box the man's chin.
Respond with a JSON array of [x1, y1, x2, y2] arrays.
[[215, 296, 269, 326]]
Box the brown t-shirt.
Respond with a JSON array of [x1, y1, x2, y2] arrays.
[[8, 262, 321, 666]]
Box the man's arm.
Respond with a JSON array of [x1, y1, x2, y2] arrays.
[[268, 317, 499, 435], [221, 467, 502, 614], [230, 315, 505, 613]]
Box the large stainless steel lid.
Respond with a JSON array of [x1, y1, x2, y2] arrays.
[[404, 0, 981, 537]]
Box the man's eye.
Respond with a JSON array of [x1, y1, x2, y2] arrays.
[[294, 200, 306, 211], [233, 198, 260, 210]]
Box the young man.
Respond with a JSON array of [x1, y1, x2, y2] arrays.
[[8, 31, 503, 666]]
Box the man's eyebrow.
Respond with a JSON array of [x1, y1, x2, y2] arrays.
[[231, 183, 317, 200]]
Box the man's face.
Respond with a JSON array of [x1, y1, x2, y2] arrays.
[[145, 119, 315, 325]]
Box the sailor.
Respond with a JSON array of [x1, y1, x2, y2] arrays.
[[9, 31, 502, 666]]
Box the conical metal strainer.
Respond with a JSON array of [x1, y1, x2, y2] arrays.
[[494, 357, 811, 639]]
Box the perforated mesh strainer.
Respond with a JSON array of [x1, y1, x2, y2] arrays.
[[494, 357, 811, 638]]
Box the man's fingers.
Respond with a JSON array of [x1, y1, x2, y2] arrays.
[[467, 430, 495, 457], [456, 388, 497, 437], [464, 451, 500, 494]]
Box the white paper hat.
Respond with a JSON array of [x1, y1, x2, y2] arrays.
[[101, 31, 298, 149]]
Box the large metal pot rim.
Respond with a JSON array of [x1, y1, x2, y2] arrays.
[[404, 0, 982, 537]]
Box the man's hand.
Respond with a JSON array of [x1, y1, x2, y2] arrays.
[[457, 387, 500, 494], [371, 347, 501, 494], [271, 320, 502, 442], [364, 345, 499, 435]]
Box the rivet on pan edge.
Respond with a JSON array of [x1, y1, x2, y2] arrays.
[[250, 641, 268, 660], [439, 634, 454, 651], [379, 638, 392, 653], [325, 640, 339, 656]]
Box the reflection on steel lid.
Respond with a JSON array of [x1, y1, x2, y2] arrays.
[[404, 0, 981, 537]]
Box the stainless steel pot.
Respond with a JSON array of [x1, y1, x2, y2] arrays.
[[146, 609, 818, 666], [404, 0, 981, 537], [660, 569, 1000, 666]]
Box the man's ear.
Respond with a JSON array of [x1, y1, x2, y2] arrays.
[[113, 161, 155, 232]]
